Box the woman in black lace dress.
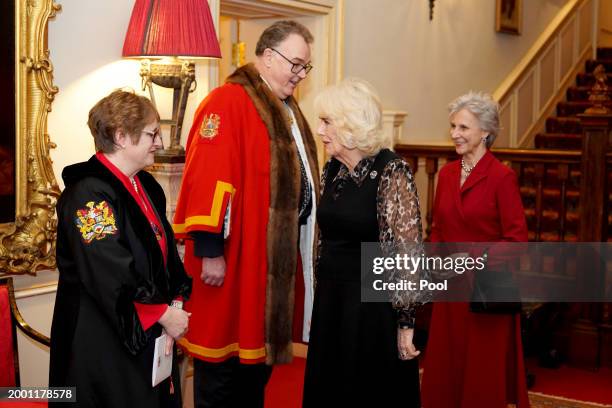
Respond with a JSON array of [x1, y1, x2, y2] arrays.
[[302, 78, 426, 407]]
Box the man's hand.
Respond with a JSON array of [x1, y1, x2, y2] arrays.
[[201, 256, 226, 286]]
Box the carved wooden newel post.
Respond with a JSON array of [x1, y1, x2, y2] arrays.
[[569, 112, 612, 369]]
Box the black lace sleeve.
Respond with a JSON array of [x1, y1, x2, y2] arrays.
[[377, 158, 430, 328]]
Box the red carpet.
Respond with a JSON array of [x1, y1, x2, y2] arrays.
[[265, 357, 612, 408], [526, 359, 612, 405], [265, 357, 305, 408]]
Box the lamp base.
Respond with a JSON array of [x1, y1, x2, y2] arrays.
[[155, 148, 185, 164], [141, 58, 196, 164]]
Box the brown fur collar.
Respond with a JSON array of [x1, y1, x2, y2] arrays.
[[227, 63, 319, 364]]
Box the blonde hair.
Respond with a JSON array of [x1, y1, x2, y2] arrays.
[[314, 78, 384, 156]]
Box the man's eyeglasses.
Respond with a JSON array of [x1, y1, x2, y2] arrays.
[[270, 48, 313, 75]]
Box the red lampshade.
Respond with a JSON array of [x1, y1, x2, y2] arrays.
[[122, 0, 221, 59]]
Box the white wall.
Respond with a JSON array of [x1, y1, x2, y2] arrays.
[[344, 0, 571, 144], [47, 1, 572, 176], [48, 0, 215, 189], [599, 0, 612, 46]]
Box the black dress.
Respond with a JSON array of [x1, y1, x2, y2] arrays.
[[303, 149, 423, 408]]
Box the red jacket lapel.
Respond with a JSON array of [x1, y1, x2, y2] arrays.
[[460, 150, 494, 194]]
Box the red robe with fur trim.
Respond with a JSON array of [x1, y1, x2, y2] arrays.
[[173, 64, 319, 365]]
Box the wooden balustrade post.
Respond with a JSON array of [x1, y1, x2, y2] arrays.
[[534, 164, 546, 242], [405, 157, 418, 175], [557, 164, 569, 242], [569, 113, 612, 369], [602, 304, 612, 368], [425, 157, 438, 240], [577, 114, 612, 242]]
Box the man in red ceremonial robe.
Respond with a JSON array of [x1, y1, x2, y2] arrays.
[[173, 20, 319, 408]]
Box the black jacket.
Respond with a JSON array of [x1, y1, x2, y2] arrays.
[[49, 155, 191, 408]]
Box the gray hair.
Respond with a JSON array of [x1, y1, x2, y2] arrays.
[[448, 91, 500, 148]]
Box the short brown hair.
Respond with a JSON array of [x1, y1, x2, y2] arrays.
[[87, 89, 159, 153], [255, 20, 314, 56]]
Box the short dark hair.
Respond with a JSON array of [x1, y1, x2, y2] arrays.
[[255, 20, 314, 56], [87, 89, 159, 153]]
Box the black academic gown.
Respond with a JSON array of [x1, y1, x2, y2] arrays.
[[49, 156, 191, 408]]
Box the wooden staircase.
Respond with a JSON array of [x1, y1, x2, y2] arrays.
[[535, 47, 612, 150], [525, 48, 612, 243]]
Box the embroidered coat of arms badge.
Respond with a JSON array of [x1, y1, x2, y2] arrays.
[[74, 200, 118, 244], [199, 113, 221, 139]]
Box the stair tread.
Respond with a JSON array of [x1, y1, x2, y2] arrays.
[[586, 59, 612, 68], [569, 85, 608, 90], [577, 72, 612, 78], [547, 116, 581, 122], [534, 140, 582, 149], [558, 100, 612, 106], [536, 133, 581, 138]]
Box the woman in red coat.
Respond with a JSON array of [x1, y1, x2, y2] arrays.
[[420, 92, 530, 407]]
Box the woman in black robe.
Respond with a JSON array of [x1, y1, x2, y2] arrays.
[[303, 78, 427, 407], [49, 90, 192, 408]]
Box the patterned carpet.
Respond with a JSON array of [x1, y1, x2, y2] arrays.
[[529, 392, 612, 408]]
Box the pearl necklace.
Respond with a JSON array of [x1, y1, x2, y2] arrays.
[[130, 178, 148, 212], [461, 158, 478, 175]]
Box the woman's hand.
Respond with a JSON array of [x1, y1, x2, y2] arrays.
[[201, 256, 226, 286], [158, 306, 191, 341], [397, 327, 420, 360], [164, 333, 174, 356]]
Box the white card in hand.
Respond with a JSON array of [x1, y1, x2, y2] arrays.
[[152, 333, 173, 387]]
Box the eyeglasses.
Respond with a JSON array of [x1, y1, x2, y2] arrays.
[[142, 129, 161, 141], [142, 129, 163, 148], [270, 48, 313, 75]]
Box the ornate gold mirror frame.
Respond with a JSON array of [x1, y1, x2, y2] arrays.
[[0, 0, 61, 276]]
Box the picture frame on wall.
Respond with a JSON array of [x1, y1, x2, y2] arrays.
[[0, 0, 60, 276], [0, 0, 16, 224], [496, 0, 522, 35]]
